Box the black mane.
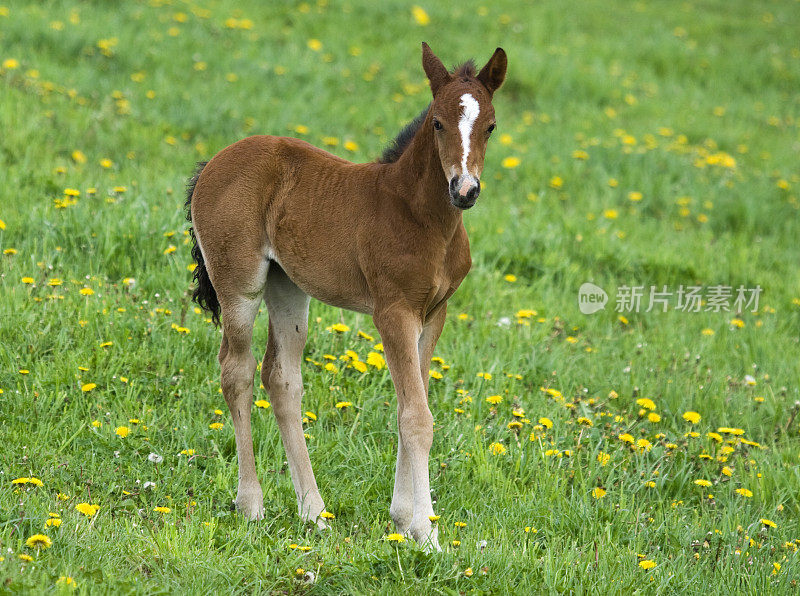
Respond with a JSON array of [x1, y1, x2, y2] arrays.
[[378, 60, 477, 164], [378, 105, 430, 164]]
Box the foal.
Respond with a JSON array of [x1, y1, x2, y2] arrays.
[[187, 43, 506, 550]]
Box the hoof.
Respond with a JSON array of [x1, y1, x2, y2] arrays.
[[235, 484, 265, 520], [410, 522, 440, 552]]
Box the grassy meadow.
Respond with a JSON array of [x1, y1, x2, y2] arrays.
[[2, 0, 800, 592]]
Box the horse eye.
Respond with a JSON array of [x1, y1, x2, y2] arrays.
[[432, 118, 443, 131], [487, 123, 496, 134]]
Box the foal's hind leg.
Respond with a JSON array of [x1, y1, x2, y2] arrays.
[[217, 284, 266, 520], [261, 265, 327, 527]]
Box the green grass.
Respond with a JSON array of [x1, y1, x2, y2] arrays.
[[1, 0, 800, 592]]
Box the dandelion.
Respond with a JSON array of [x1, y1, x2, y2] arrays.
[[411, 5, 430, 25], [628, 191, 643, 202], [647, 413, 661, 423], [501, 156, 521, 168], [75, 503, 100, 517], [735, 488, 753, 498], [21, 277, 34, 284], [504, 274, 517, 282], [366, 352, 386, 369], [2, 58, 20, 69], [694, 479, 712, 487], [254, 400, 270, 409], [549, 176, 563, 189], [81, 383, 96, 392], [335, 401, 352, 409], [464, 567, 473, 577], [760, 518, 776, 528], [717, 427, 745, 435], [326, 323, 350, 333], [79, 287, 94, 296], [19, 554, 33, 562], [639, 560, 656, 570], [386, 533, 406, 542], [773, 562, 781, 575], [721, 466, 733, 477], [592, 487, 606, 499], [682, 411, 701, 424], [577, 417, 593, 427], [320, 511, 335, 519], [597, 452, 611, 466], [636, 398, 656, 410], [209, 422, 224, 430], [115, 426, 130, 437], [539, 417, 553, 429], [12, 477, 43, 487], [307, 39, 322, 52], [477, 372, 492, 380], [45, 518, 62, 528], [489, 442, 506, 456], [618, 433, 634, 444], [25, 534, 52, 549], [154, 506, 171, 514], [485, 395, 503, 405], [428, 515, 440, 522]]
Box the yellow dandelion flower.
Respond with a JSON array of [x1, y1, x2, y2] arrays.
[[209, 422, 224, 430], [760, 518, 776, 528], [618, 433, 634, 444], [636, 398, 656, 410], [75, 503, 100, 517], [592, 487, 606, 499], [2, 58, 20, 69], [639, 559, 656, 570], [115, 426, 130, 437], [307, 39, 322, 51], [501, 156, 521, 169], [504, 274, 517, 282], [386, 533, 406, 542], [320, 511, 335, 519], [81, 383, 96, 392], [735, 488, 753, 498], [682, 411, 701, 424], [489, 442, 506, 455], [154, 506, 171, 514], [45, 517, 62, 528], [549, 176, 563, 189], [19, 554, 33, 562], [694, 479, 712, 487], [335, 401, 352, 409], [411, 5, 430, 25], [539, 417, 553, 429], [21, 276, 34, 284]]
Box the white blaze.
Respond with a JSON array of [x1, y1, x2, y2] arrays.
[[458, 93, 480, 175]]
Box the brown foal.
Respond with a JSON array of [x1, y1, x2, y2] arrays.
[[187, 43, 506, 550]]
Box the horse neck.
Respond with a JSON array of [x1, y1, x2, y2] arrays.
[[386, 114, 462, 236]]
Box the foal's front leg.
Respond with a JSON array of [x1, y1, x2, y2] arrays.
[[375, 305, 441, 551]]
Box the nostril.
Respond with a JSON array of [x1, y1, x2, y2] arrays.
[[466, 185, 480, 200], [449, 178, 458, 194]]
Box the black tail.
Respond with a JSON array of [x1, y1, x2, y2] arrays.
[[185, 161, 221, 326]]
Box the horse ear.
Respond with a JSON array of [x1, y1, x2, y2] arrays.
[[422, 42, 451, 96], [476, 47, 507, 95]]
